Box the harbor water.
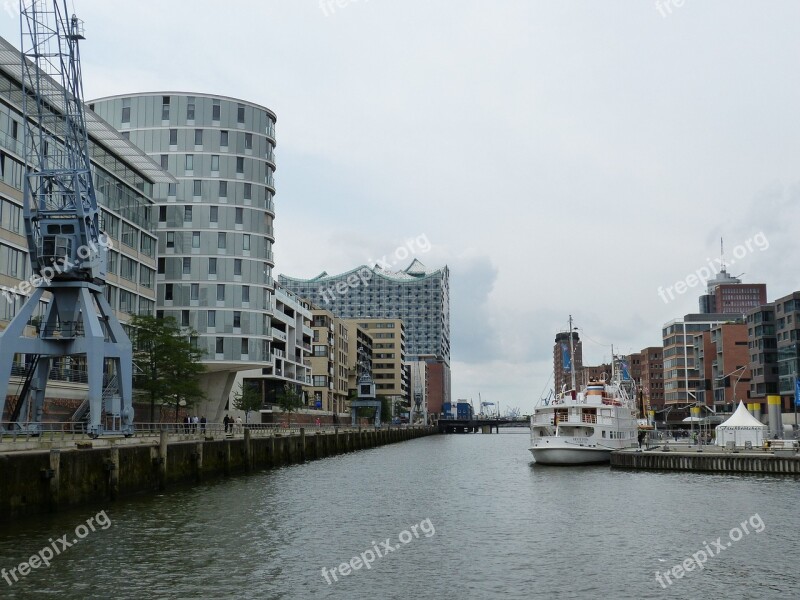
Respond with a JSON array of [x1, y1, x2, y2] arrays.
[[0, 431, 797, 599]]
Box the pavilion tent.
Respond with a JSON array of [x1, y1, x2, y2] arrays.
[[715, 401, 767, 447]]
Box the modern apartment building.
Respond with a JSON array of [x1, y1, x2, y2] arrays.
[[352, 318, 407, 401], [662, 313, 737, 405], [344, 320, 373, 397], [279, 260, 449, 405], [638, 346, 664, 411], [774, 291, 800, 412], [90, 93, 278, 420], [746, 303, 779, 404], [693, 323, 750, 411], [305, 307, 350, 414], [0, 35, 168, 418]]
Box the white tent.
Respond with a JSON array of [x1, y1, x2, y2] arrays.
[[715, 401, 767, 447]]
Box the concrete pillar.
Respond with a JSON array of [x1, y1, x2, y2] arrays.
[[751, 402, 762, 422], [767, 395, 782, 438], [108, 447, 120, 501], [194, 442, 203, 482], [158, 430, 168, 491], [223, 439, 231, 476], [300, 428, 306, 463], [244, 428, 252, 472], [48, 449, 60, 511]]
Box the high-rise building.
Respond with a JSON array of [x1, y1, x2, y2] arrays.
[[698, 269, 766, 315], [693, 323, 750, 411], [91, 93, 279, 419], [306, 307, 350, 414], [0, 36, 169, 420], [279, 261, 449, 405], [352, 318, 407, 402], [553, 331, 582, 392]]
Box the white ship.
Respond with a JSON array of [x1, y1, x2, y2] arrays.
[[529, 317, 639, 465]]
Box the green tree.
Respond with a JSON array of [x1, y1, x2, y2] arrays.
[[276, 383, 303, 427], [130, 315, 206, 422], [232, 381, 262, 424]]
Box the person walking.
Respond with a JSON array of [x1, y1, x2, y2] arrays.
[[200, 415, 207, 433], [235, 415, 243, 434], [223, 414, 231, 433]]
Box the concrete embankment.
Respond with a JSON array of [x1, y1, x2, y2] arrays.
[[611, 447, 800, 474], [0, 426, 435, 522]]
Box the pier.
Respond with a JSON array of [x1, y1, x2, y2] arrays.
[[0, 424, 435, 522], [611, 445, 800, 474]]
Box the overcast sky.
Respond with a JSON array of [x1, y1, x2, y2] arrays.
[[2, 1, 798, 413]]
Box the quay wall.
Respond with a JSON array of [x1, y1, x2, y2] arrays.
[[0, 426, 435, 522], [611, 449, 800, 474]]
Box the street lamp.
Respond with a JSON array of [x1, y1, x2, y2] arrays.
[[717, 365, 747, 413]]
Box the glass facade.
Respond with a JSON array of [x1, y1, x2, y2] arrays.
[[91, 93, 276, 365]]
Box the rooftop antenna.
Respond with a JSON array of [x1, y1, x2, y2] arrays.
[[720, 237, 726, 272]]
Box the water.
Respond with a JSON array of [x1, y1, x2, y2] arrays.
[[0, 431, 797, 599]]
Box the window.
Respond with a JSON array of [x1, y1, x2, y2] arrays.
[[208, 257, 217, 275], [184, 206, 192, 222], [210, 206, 219, 223], [242, 285, 250, 303], [158, 206, 167, 222], [187, 97, 195, 120], [313, 376, 327, 387], [217, 284, 225, 301], [208, 310, 216, 328], [183, 257, 191, 275], [192, 231, 200, 248], [193, 180, 202, 196], [243, 183, 251, 200], [236, 157, 244, 174], [220, 130, 228, 147], [218, 181, 227, 198], [235, 207, 243, 225], [165, 283, 174, 301], [212, 100, 221, 121], [243, 234, 251, 251], [121, 103, 130, 123], [166, 232, 175, 249], [160, 154, 168, 169], [314, 345, 327, 357], [169, 129, 177, 145], [241, 338, 249, 355], [234, 259, 242, 276], [237, 103, 245, 123], [215, 337, 224, 354], [121, 222, 137, 248], [168, 183, 177, 197], [211, 155, 219, 171], [233, 311, 241, 328], [161, 96, 170, 120], [185, 155, 194, 171], [11, 120, 17, 140], [194, 129, 203, 146], [157, 257, 165, 274], [245, 133, 252, 149], [120, 256, 137, 281], [218, 232, 226, 249], [182, 310, 190, 327]]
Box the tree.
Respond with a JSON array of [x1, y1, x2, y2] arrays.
[[276, 383, 303, 427], [130, 315, 206, 422], [232, 381, 262, 424]]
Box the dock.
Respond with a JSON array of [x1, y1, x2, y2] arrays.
[[611, 445, 800, 474]]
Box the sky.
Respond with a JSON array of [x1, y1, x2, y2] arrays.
[[2, 1, 798, 414]]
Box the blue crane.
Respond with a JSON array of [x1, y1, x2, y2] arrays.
[[0, 0, 133, 437]]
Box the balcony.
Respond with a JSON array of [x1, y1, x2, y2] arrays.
[[271, 328, 287, 342]]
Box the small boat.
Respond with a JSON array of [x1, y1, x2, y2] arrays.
[[529, 317, 639, 465]]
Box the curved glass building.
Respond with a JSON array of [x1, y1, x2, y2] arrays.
[[90, 93, 278, 418]]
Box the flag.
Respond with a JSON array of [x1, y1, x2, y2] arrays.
[[561, 343, 572, 373], [795, 378, 800, 408], [621, 360, 631, 381]]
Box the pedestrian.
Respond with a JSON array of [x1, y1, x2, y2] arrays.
[[223, 414, 230, 433], [236, 415, 243, 434], [183, 414, 190, 433], [315, 417, 321, 428], [200, 415, 206, 433], [192, 415, 199, 433]]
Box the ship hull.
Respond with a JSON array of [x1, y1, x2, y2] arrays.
[[529, 445, 611, 465]]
